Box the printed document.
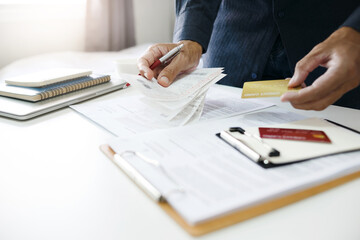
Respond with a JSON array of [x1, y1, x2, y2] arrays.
[[108, 108, 360, 225], [122, 68, 226, 123], [71, 87, 274, 136]]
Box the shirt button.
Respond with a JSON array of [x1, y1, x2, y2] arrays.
[[278, 11, 285, 18], [251, 73, 257, 79]]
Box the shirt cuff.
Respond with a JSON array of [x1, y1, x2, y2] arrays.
[[341, 5, 360, 32]]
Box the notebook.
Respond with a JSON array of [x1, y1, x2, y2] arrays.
[[0, 75, 126, 120], [4, 68, 92, 87], [0, 74, 110, 102]]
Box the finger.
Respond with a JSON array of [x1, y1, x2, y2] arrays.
[[137, 48, 164, 79], [138, 58, 165, 80], [286, 77, 307, 87], [137, 59, 153, 79], [283, 66, 345, 102], [288, 88, 344, 110], [282, 70, 334, 104], [281, 68, 349, 110], [289, 45, 329, 88], [157, 53, 190, 87], [137, 44, 176, 79]]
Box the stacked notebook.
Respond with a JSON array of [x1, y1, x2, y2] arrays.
[[122, 68, 226, 126], [0, 68, 111, 102]]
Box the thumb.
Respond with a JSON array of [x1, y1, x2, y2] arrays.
[[157, 54, 188, 87], [289, 46, 328, 87]]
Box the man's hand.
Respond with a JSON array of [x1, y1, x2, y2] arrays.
[[281, 27, 360, 110], [137, 40, 203, 87]]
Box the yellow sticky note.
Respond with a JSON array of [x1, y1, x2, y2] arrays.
[[241, 79, 301, 98]]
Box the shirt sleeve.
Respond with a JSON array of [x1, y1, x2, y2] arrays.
[[341, 5, 360, 32], [173, 0, 222, 53]]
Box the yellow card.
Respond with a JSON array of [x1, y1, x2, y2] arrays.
[[241, 79, 302, 98]]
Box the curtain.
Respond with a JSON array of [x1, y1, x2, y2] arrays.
[[85, 0, 136, 51]]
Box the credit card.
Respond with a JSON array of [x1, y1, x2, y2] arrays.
[[241, 79, 302, 98], [259, 127, 331, 143]]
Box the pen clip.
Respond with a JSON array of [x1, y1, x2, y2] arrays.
[[162, 50, 181, 65], [158, 43, 183, 64]]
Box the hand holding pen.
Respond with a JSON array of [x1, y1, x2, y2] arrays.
[[137, 40, 203, 87], [150, 43, 184, 70]]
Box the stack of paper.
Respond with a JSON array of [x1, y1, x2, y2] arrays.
[[71, 69, 276, 136], [107, 108, 360, 225], [71, 87, 275, 136], [122, 68, 226, 126]]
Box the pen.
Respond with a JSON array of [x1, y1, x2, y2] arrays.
[[229, 127, 280, 157], [113, 153, 165, 202], [149, 43, 184, 70], [131, 44, 184, 87], [220, 130, 266, 163]]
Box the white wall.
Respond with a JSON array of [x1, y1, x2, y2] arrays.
[[0, 3, 86, 68], [0, 0, 175, 69], [133, 0, 175, 45]]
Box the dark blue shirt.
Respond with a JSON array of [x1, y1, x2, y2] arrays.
[[174, 0, 360, 109]]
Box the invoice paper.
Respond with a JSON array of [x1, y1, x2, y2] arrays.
[[71, 87, 274, 136]]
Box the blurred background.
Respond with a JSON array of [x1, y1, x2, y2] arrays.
[[0, 0, 175, 69]]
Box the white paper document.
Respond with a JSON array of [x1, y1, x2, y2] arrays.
[[71, 87, 274, 136], [108, 108, 360, 225], [122, 68, 227, 124], [123, 68, 223, 101]]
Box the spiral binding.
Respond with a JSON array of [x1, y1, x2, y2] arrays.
[[39, 75, 110, 100]]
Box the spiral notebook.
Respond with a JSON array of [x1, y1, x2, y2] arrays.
[[0, 75, 126, 120], [4, 68, 92, 87], [0, 74, 111, 102]]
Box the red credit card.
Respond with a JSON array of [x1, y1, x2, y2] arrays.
[[259, 127, 331, 143]]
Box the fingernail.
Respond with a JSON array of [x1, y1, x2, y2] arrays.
[[144, 72, 149, 79], [159, 76, 170, 85], [281, 92, 297, 102], [280, 94, 288, 102], [288, 77, 295, 85]]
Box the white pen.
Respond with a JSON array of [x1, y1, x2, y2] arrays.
[[229, 127, 280, 157], [113, 153, 165, 202], [220, 130, 264, 163]]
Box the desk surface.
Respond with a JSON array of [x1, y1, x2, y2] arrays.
[[0, 85, 360, 240], [0, 48, 359, 240]]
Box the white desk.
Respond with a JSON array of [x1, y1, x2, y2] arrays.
[[0, 50, 360, 240]]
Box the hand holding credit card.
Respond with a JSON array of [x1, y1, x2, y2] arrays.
[[241, 79, 302, 98]]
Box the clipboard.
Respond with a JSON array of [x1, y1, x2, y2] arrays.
[[100, 144, 360, 236], [218, 118, 360, 168]]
